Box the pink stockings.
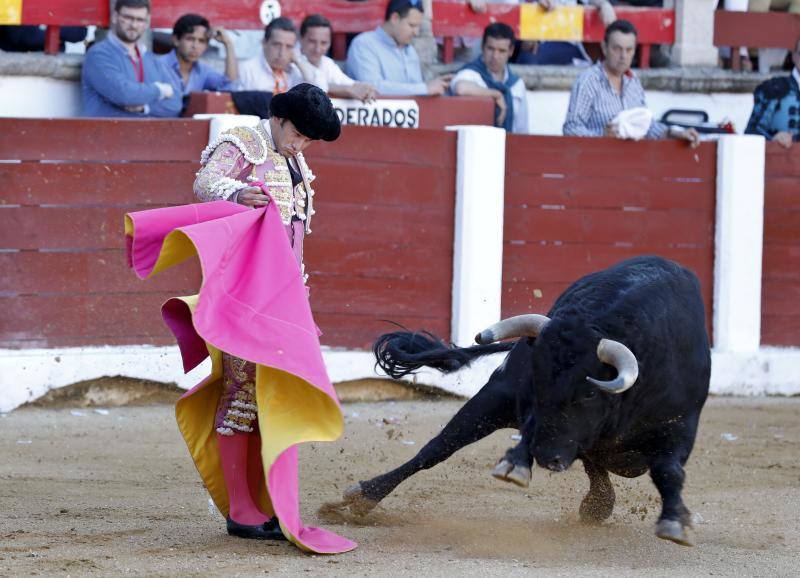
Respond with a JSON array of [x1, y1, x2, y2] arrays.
[[216, 430, 272, 525]]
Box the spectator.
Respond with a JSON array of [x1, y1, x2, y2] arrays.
[[746, 39, 800, 149], [81, 0, 181, 117], [452, 22, 528, 133], [0, 25, 86, 52], [239, 17, 310, 93], [346, 0, 452, 96], [298, 14, 377, 102], [562, 20, 699, 146], [161, 13, 238, 97], [518, 0, 616, 66]]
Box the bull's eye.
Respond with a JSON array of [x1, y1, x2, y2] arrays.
[[582, 389, 598, 401]]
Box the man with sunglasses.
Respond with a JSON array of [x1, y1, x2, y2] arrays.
[[82, 0, 182, 117], [746, 39, 800, 149]]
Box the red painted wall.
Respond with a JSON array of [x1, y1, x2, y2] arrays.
[[502, 135, 717, 341], [761, 144, 800, 347]]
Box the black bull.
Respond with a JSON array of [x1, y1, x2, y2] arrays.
[[339, 256, 710, 546]]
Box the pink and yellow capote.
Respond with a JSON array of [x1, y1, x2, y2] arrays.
[[124, 199, 357, 554]]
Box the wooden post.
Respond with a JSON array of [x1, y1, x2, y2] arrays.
[[44, 26, 61, 55]]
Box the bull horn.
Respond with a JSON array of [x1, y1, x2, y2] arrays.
[[586, 339, 639, 394], [475, 314, 551, 344]]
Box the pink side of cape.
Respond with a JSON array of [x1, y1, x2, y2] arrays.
[[126, 200, 356, 554]]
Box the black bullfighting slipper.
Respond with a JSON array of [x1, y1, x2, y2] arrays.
[[226, 516, 287, 541]]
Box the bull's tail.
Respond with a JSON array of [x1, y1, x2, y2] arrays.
[[373, 330, 515, 379]]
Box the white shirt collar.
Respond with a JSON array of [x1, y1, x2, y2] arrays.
[[793, 67, 800, 87]]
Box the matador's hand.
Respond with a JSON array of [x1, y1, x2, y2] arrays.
[[237, 187, 271, 207]]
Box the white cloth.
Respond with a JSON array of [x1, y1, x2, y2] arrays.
[[300, 54, 355, 93], [451, 67, 529, 134], [239, 53, 304, 92], [609, 107, 653, 141]]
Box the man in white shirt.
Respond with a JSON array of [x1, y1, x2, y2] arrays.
[[451, 22, 529, 134], [239, 17, 306, 93], [299, 14, 377, 102]]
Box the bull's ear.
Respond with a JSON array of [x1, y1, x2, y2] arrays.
[[586, 339, 639, 394]]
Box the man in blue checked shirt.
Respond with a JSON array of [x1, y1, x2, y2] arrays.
[[82, 0, 182, 117], [346, 0, 452, 97], [563, 20, 699, 147], [161, 13, 239, 97]]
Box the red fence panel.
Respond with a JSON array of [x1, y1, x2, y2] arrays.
[[761, 144, 800, 347], [502, 136, 717, 341], [0, 120, 456, 351], [0, 118, 207, 349], [304, 126, 457, 349]]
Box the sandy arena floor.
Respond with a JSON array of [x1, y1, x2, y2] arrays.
[[1, 397, 798, 576]]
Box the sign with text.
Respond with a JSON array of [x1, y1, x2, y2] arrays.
[[332, 98, 420, 129]]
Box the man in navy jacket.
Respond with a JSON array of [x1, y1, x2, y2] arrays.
[[82, 0, 182, 117]]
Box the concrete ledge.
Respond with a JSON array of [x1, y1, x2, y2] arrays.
[[2, 345, 797, 412], [1, 52, 773, 94]]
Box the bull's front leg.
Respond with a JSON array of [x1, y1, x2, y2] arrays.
[[341, 378, 517, 516], [650, 456, 693, 546], [492, 411, 536, 488]]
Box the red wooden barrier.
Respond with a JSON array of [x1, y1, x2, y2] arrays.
[[184, 92, 495, 130], [502, 135, 717, 341], [761, 143, 800, 347], [0, 119, 457, 351], [714, 11, 800, 71], [303, 126, 457, 349]]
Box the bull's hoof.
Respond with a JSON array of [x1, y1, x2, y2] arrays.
[[655, 519, 693, 547], [579, 492, 615, 524], [491, 459, 531, 488], [341, 483, 380, 517]]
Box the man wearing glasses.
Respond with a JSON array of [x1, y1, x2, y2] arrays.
[[82, 0, 182, 117], [746, 39, 800, 149]]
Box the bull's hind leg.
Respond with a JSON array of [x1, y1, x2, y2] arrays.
[[341, 377, 517, 516], [650, 456, 693, 546], [578, 459, 615, 523]]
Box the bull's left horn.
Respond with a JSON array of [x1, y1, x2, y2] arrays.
[[475, 314, 551, 344], [586, 339, 639, 394]]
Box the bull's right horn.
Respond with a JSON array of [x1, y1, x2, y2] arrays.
[[475, 314, 551, 344]]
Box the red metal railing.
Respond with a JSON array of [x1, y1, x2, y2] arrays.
[[26, 0, 672, 68]]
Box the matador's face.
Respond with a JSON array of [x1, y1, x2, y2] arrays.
[[271, 118, 313, 158]]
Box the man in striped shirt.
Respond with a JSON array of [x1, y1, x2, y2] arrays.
[[563, 20, 699, 146]]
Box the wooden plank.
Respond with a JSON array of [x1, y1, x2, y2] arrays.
[[764, 144, 800, 176], [502, 243, 713, 286], [761, 280, 800, 317], [762, 244, 800, 281], [306, 126, 457, 168], [310, 161, 456, 208], [763, 210, 800, 244], [714, 10, 800, 49], [505, 135, 716, 180], [505, 173, 715, 211], [314, 312, 450, 350], [761, 316, 800, 347], [503, 207, 714, 246], [0, 206, 154, 250], [0, 119, 209, 162], [432, 1, 520, 38], [310, 275, 451, 318], [306, 238, 452, 281], [0, 335, 177, 350], [0, 251, 201, 296], [0, 162, 199, 206], [764, 177, 800, 209], [309, 203, 454, 245], [0, 293, 182, 344], [584, 7, 674, 43]]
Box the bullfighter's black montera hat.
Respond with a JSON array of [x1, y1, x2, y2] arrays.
[[269, 83, 341, 142]]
